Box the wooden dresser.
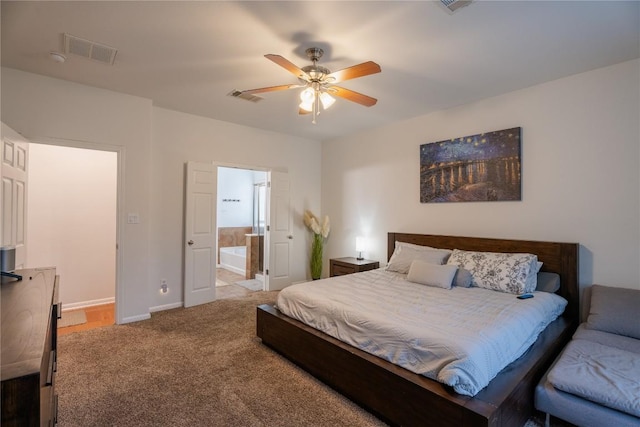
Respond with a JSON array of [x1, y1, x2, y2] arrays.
[[1, 268, 60, 427]]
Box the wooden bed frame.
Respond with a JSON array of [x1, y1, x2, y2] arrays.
[[256, 233, 579, 427]]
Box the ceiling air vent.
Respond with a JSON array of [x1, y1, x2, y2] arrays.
[[63, 33, 118, 65], [228, 90, 263, 103], [440, 0, 472, 12]]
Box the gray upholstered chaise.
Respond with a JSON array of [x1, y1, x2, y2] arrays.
[[535, 285, 640, 427]]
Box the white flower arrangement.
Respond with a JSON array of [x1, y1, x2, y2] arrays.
[[303, 210, 330, 239]]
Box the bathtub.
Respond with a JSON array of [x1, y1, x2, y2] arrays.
[[219, 246, 246, 276]]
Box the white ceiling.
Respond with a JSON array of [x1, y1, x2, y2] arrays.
[[2, 1, 639, 142]]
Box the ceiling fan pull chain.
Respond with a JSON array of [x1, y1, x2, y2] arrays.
[[312, 93, 318, 124]]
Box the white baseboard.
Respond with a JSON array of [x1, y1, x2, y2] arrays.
[[149, 302, 183, 313], [120, 313, 151, 324], [61, 297, 115, 312]]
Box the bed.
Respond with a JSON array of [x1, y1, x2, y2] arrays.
[[256, 233, 579, 427]]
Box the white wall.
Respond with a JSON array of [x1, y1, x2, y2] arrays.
[[217, 167, 255, 228], [2, 67, 322, 321], [322, 59, 640, 294], [27, 144, 116, 308], [1, 67, 152, 323], [148, 107, 321, 310]]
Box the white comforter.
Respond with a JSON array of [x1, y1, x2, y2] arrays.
[[276, 268, 567, 396]]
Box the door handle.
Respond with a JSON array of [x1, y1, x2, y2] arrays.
[[187, 240, 194, 246], [287, 235, 293, 239]]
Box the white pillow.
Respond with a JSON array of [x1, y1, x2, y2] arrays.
[[407, 261, 458, 289], [446, 249, 539, 295], [386, 244, 452, 274], [395, 241, 452, 254]]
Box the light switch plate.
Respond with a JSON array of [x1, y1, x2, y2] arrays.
[[127, 213, 140, 224]]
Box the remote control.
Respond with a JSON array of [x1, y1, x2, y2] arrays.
[[517, 294, 534, 299]]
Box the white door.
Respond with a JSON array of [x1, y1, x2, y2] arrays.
[[265, 171, 292, 291], [1, 123, 28, 268], [184, 161, 217, 307]]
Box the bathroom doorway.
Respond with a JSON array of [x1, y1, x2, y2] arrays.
[[216, 166, 267, 296]]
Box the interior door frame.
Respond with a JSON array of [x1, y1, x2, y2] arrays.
[[26, 136, 124, 324]]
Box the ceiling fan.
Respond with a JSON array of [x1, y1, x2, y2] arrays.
[[238, 47, 381, 124]]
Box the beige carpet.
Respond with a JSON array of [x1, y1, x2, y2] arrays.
[[57, 291, 564, 427], [57, 291, 386, 427]]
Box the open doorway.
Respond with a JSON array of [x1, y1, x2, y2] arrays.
[[184, 162, 291, 306], [27, 143, 117, 325], [215, 166, 267, 299]]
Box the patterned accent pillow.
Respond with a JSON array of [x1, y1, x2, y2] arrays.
[[446, 249, 539, 294]]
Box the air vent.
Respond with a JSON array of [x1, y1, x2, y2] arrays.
[[440, 0, 472, 12], [228, 90, 263, 103], [63, 33, 118, 65]]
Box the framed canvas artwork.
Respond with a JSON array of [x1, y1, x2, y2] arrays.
[[420, 127, 521, 203]]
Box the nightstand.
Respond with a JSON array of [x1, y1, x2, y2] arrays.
[[330, 257, 380, 277]]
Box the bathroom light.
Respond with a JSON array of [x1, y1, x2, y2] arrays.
[[356, 237, 365, 260]]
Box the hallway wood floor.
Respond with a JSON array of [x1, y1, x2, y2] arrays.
[[58, 303, 115, 336]]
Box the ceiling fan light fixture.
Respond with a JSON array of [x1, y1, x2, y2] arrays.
[[300, 87, 315, 103], [299, 100, 314, 112], [238, 46, 381, 125], [319, 92, 335, 110]]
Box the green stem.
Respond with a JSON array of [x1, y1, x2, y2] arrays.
[[310, 233, 323, 280]]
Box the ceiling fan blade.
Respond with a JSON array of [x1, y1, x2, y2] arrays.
[[241, 84, 303, 95], [325, 61, 381, 83], [329, 86, 378, 107], [265, 54, 310, 81], [298, 108, 312, 115]]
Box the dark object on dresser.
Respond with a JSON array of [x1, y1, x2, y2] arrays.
[[1, 268, 60, 427], [329, 257, 379, 277], [257, 233, 579, 427], [0, 246, 22, 281]]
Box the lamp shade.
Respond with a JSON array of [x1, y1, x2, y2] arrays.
[[355, 237, 366, 260], [319, 92, 335, 109], [299, 100, 313, 112], [300, 87, 315, 102]]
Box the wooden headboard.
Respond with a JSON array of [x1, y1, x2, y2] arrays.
[[388, 232, 580, 324]]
